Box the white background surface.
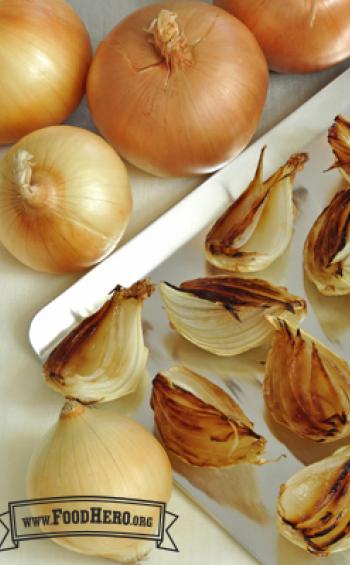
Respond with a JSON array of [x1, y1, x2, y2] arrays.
[[0, 1, 349, 564]]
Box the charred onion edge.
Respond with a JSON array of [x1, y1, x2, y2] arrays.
[[278, 458, 350, 555], [304, 189, 350, 292], [151, 368, 266, 467], [163, 276, 306, 320], [327, 115, 350, 173], [43, 278, 154, 399], [205, 149, 309, 258], [265, 317, 350, 442]]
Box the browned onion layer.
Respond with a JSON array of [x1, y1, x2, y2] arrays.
[[278, 447, 350, 555], [304, 188, 350, 296], [328, 115, 350, 183], [264, 318, 350, 442], [151, 366, 266, 467]]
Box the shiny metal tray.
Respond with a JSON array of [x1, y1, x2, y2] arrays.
[[30, 69, 350, 565]]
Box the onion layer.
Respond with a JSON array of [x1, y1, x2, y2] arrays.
[[278, 446, 350, 556], [160, 276, 306, 356], [264, 317, 350, 443], [0, 0, 92, 144], [304, 189, 350, 296], [44, 280, 154, 404], [87, 2, 268, 177], [205, 148, 308, 272], [0, 126, 132, 273], [151, 366, 266, 467], [44, 279, 154, 404], [328, 115, 350, 184], [215, 0, 350, 73]]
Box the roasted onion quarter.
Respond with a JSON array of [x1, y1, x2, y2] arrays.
[[44, 279, 154, 404], [264, 317, 350, 443], [328, 115, 350, 183], [160, 276, 306, 356], [304, 189, 350, 295], [205, 148, 309, 273], [151, 366, 266, 467], [278, 446, 350, 556]]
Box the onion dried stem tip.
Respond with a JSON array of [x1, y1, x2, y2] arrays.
[[147, 10, 193, 69]]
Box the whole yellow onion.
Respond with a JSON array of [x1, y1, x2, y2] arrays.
[[215, 0, 350, 73], [0, 126, 132, 273], [0, 0, 92, 144], [27, 401, 172, 563], [87, 1, 268, 177]]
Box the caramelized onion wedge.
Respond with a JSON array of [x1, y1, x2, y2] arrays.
[[304, 189, 350, 295], [205, 148, 309, 272], [151, 366, 266, 467], [160, 276, 306, 356], [264, 316, 350, 442], [44, 279, 154, 404], [278, 446, 350, 556], [328, 115, 350, 183]]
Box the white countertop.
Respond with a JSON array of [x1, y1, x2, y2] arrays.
[[0, 2, 349, 564]]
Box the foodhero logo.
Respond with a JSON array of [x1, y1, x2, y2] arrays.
[[0, 496, 178, 553], [25, 506, 154, 528]]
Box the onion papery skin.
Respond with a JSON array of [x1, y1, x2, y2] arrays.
[[278, 446, 350, 556], [0, 126, 132, 274], [0, 0, 92, 144], [264, 318, 350, 443], [27, 401, 172, 563], [87, 1, 268, 177], [215, 0, 350, 73]]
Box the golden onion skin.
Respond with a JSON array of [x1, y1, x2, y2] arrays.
[[0, 126, 132, 273], [215, 0, 350, 73], [264, 318, 350, 443], [27, 401, 172, 563], [0, 0, 92, 144], [87, 2, 268, 177], [278, 446, 350, 556], [304, 189, 350, 296]]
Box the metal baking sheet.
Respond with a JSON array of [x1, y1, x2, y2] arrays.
[[30, 70, 350, 565]]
